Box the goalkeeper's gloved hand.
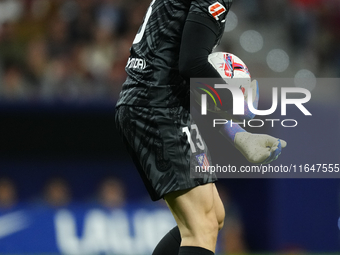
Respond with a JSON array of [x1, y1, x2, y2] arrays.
[[233, 132, 287, 164], [219, 123, 287, 165]]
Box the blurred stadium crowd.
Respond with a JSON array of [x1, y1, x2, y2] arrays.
[[0, 176, 126, 208], [0, 0, 339, 102], [0, 0, 149, 102]]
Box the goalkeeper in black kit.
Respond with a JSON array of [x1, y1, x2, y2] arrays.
[[115, 0, 287, 254]]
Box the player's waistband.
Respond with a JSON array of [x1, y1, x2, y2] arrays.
[[116, 83, 189, 108]]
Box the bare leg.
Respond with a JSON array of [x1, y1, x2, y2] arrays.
[[164, 183, 225, 252]]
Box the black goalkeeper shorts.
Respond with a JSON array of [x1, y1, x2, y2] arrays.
[[115, 105, 216, 201]]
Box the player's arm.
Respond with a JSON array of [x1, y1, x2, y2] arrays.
[[179, 13, 220, 78], [178, 13, 234, 111], [178, 12, 256, 119], [179, 9, 287, 164]]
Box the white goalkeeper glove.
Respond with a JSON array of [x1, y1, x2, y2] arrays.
[[233, 132, 287, 164], [220, 126, 287, 164]]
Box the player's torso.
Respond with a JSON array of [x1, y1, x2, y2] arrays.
[[117, 0, 231, 108]]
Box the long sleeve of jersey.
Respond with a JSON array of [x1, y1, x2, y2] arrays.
[[178, 13, 233, 110]]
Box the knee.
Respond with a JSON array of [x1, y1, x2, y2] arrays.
[[179, 212, 219, 250], [183, 210, 220, 240], [206, 213, 220, 234], [195, 212, 220, 241]]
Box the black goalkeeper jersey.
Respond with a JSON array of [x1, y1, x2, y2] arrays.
[[116, 0, 232, 108]]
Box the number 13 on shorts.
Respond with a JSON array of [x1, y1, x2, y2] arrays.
[[182, 124, 205, 153]]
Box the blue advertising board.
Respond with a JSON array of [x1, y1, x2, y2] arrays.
[[0, 204, 176, 254]]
